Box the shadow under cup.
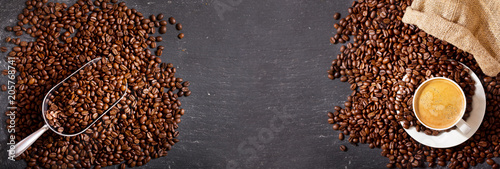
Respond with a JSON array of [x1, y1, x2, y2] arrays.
[[412, 77, 470, 133]]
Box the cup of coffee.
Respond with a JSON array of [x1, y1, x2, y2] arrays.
[[412, 77, 471, 134]]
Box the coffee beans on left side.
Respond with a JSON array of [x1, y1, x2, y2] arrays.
[[4, 0, 191, 168]]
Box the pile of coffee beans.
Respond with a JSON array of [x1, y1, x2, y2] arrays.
[[46, 58, 127, 134], [4, 0, 190, 168], [327, 0, 500, 168]]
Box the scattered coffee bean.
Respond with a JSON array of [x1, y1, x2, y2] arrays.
[[160, 26, 167, 34], [156, 36, 163, 42], [1, 85, 6, 91], [157, 13, 164, 20], [340, 145, 347, 152], [160, 20, 168, 26], [487, 159, 495, 165], [176, 23, 183, 30], [178, 33, 184, 39], [169, 17, 176, 24], [333, 12, 340, 20], [150, 15, 157, 22], [0, 46, 7, 52]]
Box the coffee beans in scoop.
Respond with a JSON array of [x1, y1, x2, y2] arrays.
[[45, 58, 127, 134]]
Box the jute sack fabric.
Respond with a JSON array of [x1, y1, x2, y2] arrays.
[[402, 0, 500, 77]]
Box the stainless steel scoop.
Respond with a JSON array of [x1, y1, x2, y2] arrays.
[[14, 57, 128, 158]]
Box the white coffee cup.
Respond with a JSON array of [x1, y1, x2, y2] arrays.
[[412, 77, 471, 134]]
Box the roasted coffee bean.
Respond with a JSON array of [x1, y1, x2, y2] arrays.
[[338, 133, 344, 140], [157, 13, 164, 20], [1, 85, 6, 91], [330, 37, 337, 44], [487, 159, 496, 165], [159, 26, 167, 34], [156, 49, 163, 56], [332, 124, 340, 130], [178, 33, 184, 39], [333, 13, 341, 20], [176, 23, 183, 30], [156, 36, 163, 42], [160, 20, 168, 26], [0, 46, 7, 52], [150, 15, 157, 22], [169, 17, 176, 24], [340, 145, 347, 152]]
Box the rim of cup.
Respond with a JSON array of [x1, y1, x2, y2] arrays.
[[412, 77, 467, 131]]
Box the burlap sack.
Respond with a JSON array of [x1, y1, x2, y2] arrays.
[[402, 0, 500, 77]]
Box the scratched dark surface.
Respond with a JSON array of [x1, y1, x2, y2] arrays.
[[0, 0, 492, 169]]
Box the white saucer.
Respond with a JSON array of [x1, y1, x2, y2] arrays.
[[400, 64, 486, 148]]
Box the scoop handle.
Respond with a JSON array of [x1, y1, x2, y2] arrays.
[[14, 124, 49, 158]]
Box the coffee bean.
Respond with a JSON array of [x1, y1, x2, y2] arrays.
[[487, 159, 496, 165], [178, 33, 184, 39], [330, 37, 337, 44], [157, 13, 164, 20], [150, 15, 157, 22], [484, 76, 493, 83], [332, 124, 340, 130], [340, 145, 347, 152], [160, 20, 168, 26], [333, 13, 341, 20], [338, 133, 344, 140], [340, 76, 347, 82], [156, 36, 163, 42], [159, 26, 167, 34], [168, 17, 176, 24], [341, 34, 349, 42], [1, 85, 6, 91], [156, 49, 163, 56], [176, 23, 183, 30], [0, 47, 7, 52]]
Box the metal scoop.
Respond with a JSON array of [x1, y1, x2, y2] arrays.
[[14, 57, 128, 158]]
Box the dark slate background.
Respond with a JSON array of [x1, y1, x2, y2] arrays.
[[0, 0, 492, 168]]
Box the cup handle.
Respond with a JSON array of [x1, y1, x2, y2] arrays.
[[456, 119, 471, 134]]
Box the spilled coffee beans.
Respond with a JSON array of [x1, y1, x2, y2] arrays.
[[327, 0, 500, 168], [4, 0, 190, 168]]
